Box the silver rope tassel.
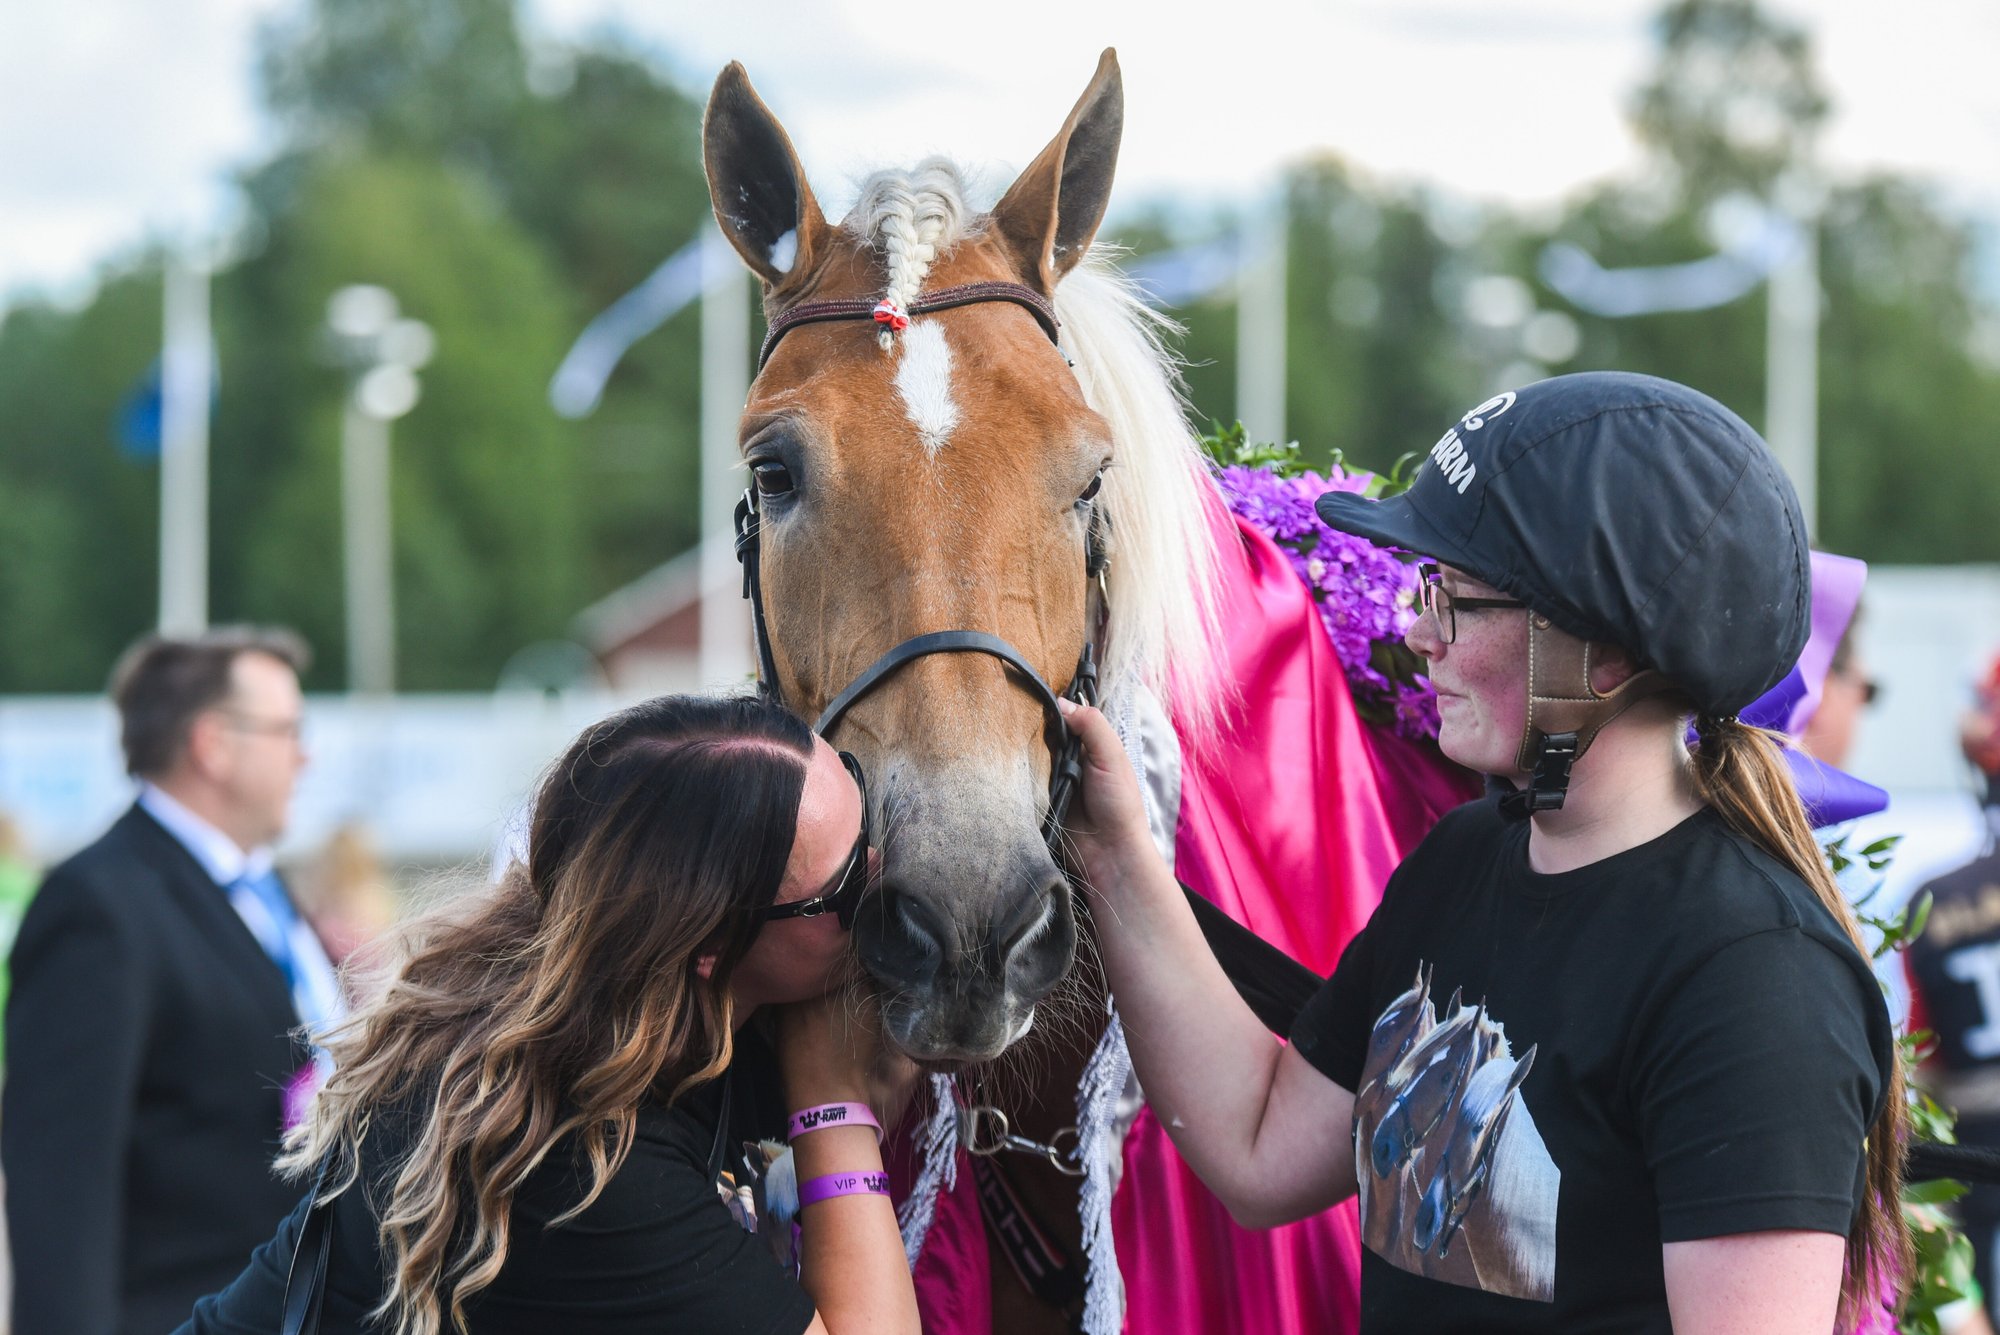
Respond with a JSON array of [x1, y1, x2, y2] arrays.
[[1075, 1007, 1134, 1335], [897, 1072, 960, 1266]]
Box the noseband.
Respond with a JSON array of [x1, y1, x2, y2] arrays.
[[734, 280, 1105, 852]]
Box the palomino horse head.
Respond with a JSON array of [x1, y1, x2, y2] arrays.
[[703, 51, 1221, 1062]]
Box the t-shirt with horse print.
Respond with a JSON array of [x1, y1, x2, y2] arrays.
[[1290, 797, 1890, 1334]]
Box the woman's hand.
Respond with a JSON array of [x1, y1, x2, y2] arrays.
[[775, 989, 921, 1130], [1055, 697, 1160, 894], [781, 989, 923, 1335]]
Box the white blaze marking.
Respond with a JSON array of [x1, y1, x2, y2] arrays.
[[893, 321, 959, 456]]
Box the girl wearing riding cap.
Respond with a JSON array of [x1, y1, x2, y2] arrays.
[[179, 695, 920, 1335], [1059, 372, 1905, 1333]]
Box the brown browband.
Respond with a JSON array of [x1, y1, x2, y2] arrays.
[[757, 280, 1061, 370]]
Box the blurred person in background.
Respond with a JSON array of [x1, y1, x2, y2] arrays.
[[0, 814, 32, 1330], [0, 812, 37, 1066], [298, 820, 398, 975], [1802, 609, 1878, 767], [1906, 654, 2000, 1326], [179, 694, 919, 1335], [2, 627, 342, 1335]]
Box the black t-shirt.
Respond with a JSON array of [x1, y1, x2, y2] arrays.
[[1905, 842, 2000, 1218], [177, 1037, 815, 1335], [1290, 798, 1891, 1334]]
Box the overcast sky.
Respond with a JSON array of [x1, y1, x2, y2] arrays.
[[3, 0, 1996, 308]]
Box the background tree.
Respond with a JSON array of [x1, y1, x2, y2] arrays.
[[1, 0, 1995, 693], [1629, 0, 1829, 209], [0, 0, 714, 691]]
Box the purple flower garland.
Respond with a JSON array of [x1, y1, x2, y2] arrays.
[[1213, 462, 1440, 739]]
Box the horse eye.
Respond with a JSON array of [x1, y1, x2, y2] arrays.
[[752, 461, 795, 497], [1078, 472, 1103, 503]]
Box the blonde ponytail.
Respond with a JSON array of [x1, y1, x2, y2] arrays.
[[1689, 715, 1911, 1326]]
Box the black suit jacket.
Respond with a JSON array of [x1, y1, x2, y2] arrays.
[[4, 804, 309, 1335]]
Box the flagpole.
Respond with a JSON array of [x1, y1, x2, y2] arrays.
[[698, 225, 752, 690], [158, 252, 211, 634], [1765, 210, 1820, 540], [1236, 189, 1288, 446]]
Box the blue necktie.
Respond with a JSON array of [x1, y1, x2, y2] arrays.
[[233, 869, 320, 1020]]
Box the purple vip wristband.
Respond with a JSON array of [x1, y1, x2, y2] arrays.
[[796, 1170, 892, 1208], [787, 1101, 882, 1143]]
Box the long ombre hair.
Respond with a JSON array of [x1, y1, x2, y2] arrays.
[[282, 695, 815, 1335], [1688, 714, 1912, 1326]]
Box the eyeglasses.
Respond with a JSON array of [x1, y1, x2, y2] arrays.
[[219, 711, 306, 742], [1417, 563, 1527, 645], [759, 751, 872, 929]]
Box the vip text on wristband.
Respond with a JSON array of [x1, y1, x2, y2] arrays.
[[787, 1101, 883, 1143], [796, 1171, 893, 1208]]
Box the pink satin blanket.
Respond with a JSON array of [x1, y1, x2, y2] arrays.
[[903, 504, 1477, 1333]]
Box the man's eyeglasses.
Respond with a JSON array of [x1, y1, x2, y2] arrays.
[[1418, 563, 1527, 645], [219, 711, 306, 742], [759, 751, 872, 929]]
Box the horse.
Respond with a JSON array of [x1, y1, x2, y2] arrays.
[[701, 49, 1474, 1335], [1366, 994, 1502, 1181], [1351, 984, 1558, 1304]]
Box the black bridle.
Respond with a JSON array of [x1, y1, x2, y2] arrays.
[[734, 279, 1105, 854]]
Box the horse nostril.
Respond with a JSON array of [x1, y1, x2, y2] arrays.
[[1413, 1182, 1444, 1253], [859, 883, 948, 987], [992, 874, 1069, 957], [1371, 1117, 1403, 1179]]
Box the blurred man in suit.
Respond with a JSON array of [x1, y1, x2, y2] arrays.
[[1908, 654, 2000, 1326], [4, 627, 343, 1335]]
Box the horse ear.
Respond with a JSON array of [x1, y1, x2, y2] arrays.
[[1508, 1044, 1538, 1094], [703, 63, 832, 292], [989, 48, 1123, 290]]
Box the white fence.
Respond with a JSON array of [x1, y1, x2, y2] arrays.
[[1, 564, 1996, 872], [1842, 564, 2000, 795], [0, 692, 633, 868]]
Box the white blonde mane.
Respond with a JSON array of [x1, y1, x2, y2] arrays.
[[1053, 252, 1227, 737], [850, 158, 970, 351], [840, 163, 1228, 735]]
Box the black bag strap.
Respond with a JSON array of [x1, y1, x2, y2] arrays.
[[708, 1063, 736, 1184], [281, 1159, 335, 1335], [1178, 882, 1323, 1035]]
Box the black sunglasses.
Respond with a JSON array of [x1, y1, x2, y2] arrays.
[[758, 751, 872, 929]]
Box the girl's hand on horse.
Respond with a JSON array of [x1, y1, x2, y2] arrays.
[[776, 988, 923, 1131], [1054, 698, 1160, 891]]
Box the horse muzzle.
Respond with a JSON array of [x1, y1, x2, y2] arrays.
[[854, 859, 1077, 1063]]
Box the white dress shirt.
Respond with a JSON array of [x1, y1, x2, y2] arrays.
[[136, 783, 345, 1032]]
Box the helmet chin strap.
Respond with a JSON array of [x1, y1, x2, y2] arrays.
[[1497, 615, 1673, 821]]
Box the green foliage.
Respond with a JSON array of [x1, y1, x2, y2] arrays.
[[5, 0, 1998, 695], [1629, 0, 1829, 206], [0, 270, 169, 687], [1842, 834, 1984, 1330], [0, 0, 716, 691], [210, 152, 586, 689], [1121, 0, 2000, 572], [258, 0, 528, 157], [1196, 420, 1418, 499]]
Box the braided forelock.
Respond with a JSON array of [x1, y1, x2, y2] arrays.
[[850, 158, 969, 351]]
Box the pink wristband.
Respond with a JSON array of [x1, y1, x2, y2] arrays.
[[787, 1101, 882, 1142], [797, 1170, 892, 1208]]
